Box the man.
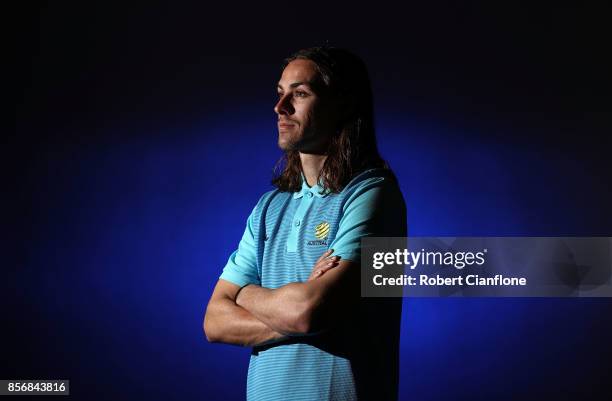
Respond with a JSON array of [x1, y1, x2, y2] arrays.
[[203, 47, 407, 401]]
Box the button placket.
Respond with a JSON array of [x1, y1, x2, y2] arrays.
[[287, 194, 315, 253]]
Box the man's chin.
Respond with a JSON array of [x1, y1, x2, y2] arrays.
[[278, 137, 297, 152]]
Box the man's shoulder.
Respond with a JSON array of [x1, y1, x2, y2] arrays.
[[338, 168, 405, 215], [251, 188, 288, 212], [342, 168, 400, 196]]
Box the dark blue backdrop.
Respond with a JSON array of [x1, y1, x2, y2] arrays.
[[10, 2, 611, 400]]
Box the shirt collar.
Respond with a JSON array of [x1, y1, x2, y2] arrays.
[[293, 173, 329, 199]]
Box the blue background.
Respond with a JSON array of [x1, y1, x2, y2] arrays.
[[9, 2, 611, 400]]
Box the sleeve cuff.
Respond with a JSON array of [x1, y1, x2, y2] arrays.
[[331, 250, 361, 263], [219, 270, 256, 288]]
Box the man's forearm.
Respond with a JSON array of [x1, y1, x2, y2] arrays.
[[235, 282, 317, 335], [235, 260, 356, 335], [204, 296, 286, 347]]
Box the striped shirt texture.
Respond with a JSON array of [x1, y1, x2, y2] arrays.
[[220, 168, 407, 401]]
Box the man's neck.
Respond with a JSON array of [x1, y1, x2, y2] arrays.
[[299, 152, 327, 187]]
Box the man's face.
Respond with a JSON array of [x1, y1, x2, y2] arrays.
[[275, 59, 338, 153]]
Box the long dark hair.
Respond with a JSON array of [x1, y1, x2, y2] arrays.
[[272, 46, 389, 193]]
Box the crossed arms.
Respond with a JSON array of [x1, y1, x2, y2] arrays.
[[203, 251, 359, 347], [203, 177, 404, 347]]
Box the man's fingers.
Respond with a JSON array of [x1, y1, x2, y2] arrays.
[[320, 261, 338, 273], [325, 256, 340, 265], [309, 252, 341, 280], [315, 256, 341, 274], [316, 255, 339, 269], [311, 263, 335, 280], [316, 249, 334, 263]]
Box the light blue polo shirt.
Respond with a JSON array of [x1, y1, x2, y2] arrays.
[[219, 168, 406, 401]]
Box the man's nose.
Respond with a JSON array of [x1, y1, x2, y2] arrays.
[[274, 94, 294, 115]]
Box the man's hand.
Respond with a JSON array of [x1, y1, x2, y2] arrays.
[[308, 249, 341, 281]]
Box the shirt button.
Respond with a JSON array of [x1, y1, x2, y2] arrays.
[[295, 220, 301, 227], [307, 192, 314, 198]]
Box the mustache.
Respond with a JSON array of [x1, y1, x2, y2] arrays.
[[278, 119, 297, 124]]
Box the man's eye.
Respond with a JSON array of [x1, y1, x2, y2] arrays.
[[294, 91, 308, 97], [277, 92, 284, 98]]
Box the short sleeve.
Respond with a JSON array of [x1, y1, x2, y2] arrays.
[[219, 206, 261, 287], [329, 177, 407, 263]]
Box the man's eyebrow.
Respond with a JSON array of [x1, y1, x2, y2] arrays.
[[277, 82, 312, 90]]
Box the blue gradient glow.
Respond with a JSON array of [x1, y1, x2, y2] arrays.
[[12, 112, 611, 401]]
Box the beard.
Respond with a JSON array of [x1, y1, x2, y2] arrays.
[[277, 125, 304, 151], [277, 122, 330, 153]]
